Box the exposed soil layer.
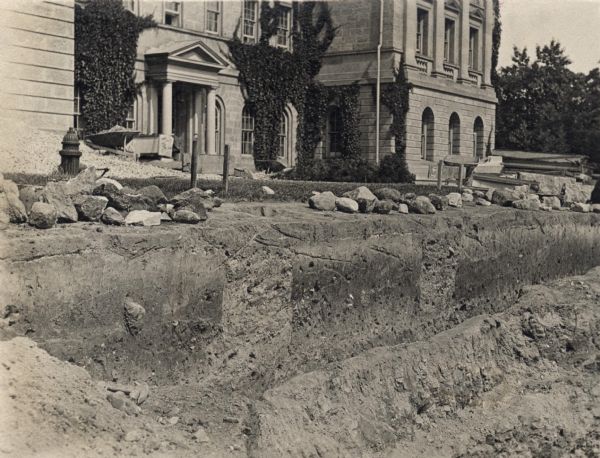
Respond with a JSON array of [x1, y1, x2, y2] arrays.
[[1, 203, 599, 456]]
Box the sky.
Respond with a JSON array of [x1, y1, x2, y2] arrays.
[[498, 0, 600, 73]]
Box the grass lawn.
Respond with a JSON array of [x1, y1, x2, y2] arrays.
[[6, 172, 456, 202]]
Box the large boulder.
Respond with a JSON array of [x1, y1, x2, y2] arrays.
[[409, 196, 436, 214], [563, 183, 594, 204], [373, 187, 403, 203], [357, 197, 378, 214], [28, 202, 57, 229], [512, 199, 540, 211], [125, 210, 161, 226], [461, 192, 474, 203], [518, 172, 573, 196], [309, 191, 336, 211], [95, 187, 154, 212], [138, 185, 167, 207], [446, 192, 463, 208], [171, 188, 214, 213], [428, 194, 448, 211], [335, 197, 359, 213], [261, 186, 275, 196], [541, 196, 561, 210], [343, 186, 377, 204], [475, 197, 491, 207], [0, 177, 27, 223], [398, 203, 409, 214], [95, 177, 123, 190], [74, 195, 108, 221], [62, 166, 97, 196], [571, 202, 591, 213], [19, 186, 44, 215], [41, 182, 78, 223], [373, 200, 394, 214], [101, 207, 125, 226], [172, 209, 204, 224]]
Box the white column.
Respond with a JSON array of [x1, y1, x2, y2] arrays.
[[161, 81, 173, 136], [403, 0, 417, 68], [205, 86, 216, 155], [483, 0, 494, 87], [194, 90, 204, 154], [147, 84, 158, 134], [432, 0, 445, 77], [459, 2, 470, 82], [186, 91, 194, 158]]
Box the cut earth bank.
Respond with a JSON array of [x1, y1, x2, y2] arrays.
[[1, 203, 600, 457]]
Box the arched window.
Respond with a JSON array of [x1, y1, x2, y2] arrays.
[[327, 106, 342, 157], [215, 98, 224, 155], [449, 112, 460, 155], [241, 104, 255, 155], [473, 116, 484, 158], [421, 107, 434, 161], [278, 110, 289, 159]]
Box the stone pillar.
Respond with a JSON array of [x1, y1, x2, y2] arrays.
[[206, 86, 216, 155], [432, 0, 446, 77], [194, 90, 204, 154], [483, 0, 494, 87], [161, 81, 173, 136], [147, 84, 158, 134], [403, 0, 417, 68], [458, 2, 470, 82]]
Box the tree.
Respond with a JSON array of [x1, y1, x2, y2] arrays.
[[75, 0, 154, 134]]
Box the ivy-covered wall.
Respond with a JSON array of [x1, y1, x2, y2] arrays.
[[75, 0, 154, 134]]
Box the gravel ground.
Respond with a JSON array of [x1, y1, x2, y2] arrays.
[[0, 124, 221, 180]]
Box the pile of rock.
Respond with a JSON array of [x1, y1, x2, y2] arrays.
[[307, 183, 600, 216], [1, 167, 219, 229]]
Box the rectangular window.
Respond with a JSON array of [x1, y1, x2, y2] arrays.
[[469, 27, 479, 70], [278, 116, 287, 158], [328, 109, 342, 156], [73, 86, 82, 131], [416, 8, 429, 55], [164, 1, 181, 27], [242, 0, 258, 43], [241, 109, 254, 155], [276, 7, 291, 48], [125, 101, 136, 130], [214, 105, 222, 155], [444, 18, 455, 63], [206, 1, 220, 33]]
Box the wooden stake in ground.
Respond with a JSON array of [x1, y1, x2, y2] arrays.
[[222, 144, 230, 196], [191, 134, 198, 188]]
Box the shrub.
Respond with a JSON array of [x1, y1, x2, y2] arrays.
[[377, 154, 416, 184]]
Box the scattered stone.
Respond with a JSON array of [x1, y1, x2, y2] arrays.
[[473, 190, 486, 199], [18, 185, 43, 215], [172, 209, 203, 224], [223, 417, 240, 424], [540, 205, 552, 211], [428, 194, 448, 211], [95, 177, 123, 190], [563, 183, 595, 204], [160, 212, 172, 222], [398, 203, 409, 214], [74, 195, 108, 221], [101, 207, 125, 226], [212, 197, 222, 208], [95, 187, 152, 212], [309, 191, 336, 211], [492, 189, 518, 207], [343, 186, 377, 204], [541, 196, 562, 210], [485, 188, 495, 201], [129, 381, 150, 405], [261, 186, 275, 196], [0, 177, 27, 223], [124, 299, 146, 336], [28, 202, 57, 229], [592, 204, 600, 214], [409, 196, 436, 214], [526, 193, 540, 202], [447, 192, 463, 208], [171, 188, 212, 213], [158, 203, 174, 214], [512, 199, 540, 211], [138, 185, 167, 207], [125, 210, 161, 227], [192, 427, 211, 443], [373, 187, 403, 202], [335, 197, 359, 213], [475, 197, 491, 206], [571, 202, 591, 213], [106, 392, 141, 416], [513, 184, 529, 196], [461, 192, 474, 203], [62, 166, 97, 196], [93, 181, 121, 196], [462, 188, 473, 194], [168, 416, 179, 426], [373, 200, 394, 214]]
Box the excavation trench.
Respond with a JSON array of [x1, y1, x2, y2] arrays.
[[1, 203, 600, 456]]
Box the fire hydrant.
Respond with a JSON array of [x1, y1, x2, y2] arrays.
[[59, 127, 81, 176]]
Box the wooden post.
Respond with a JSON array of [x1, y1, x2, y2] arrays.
[[437, 160, 443, 191], [190, 134, 198, 188], [222, 144, 230, 196], [458, 164, 464, 192]]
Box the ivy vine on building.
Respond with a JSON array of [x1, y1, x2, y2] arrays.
[[75, 0, 155, 134]]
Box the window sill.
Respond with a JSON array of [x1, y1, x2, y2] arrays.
[[415, 53, 433, 61]]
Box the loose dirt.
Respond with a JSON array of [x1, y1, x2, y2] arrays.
[[1, 204, 599, 456]]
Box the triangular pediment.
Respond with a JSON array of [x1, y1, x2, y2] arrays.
[[177, 47, 220, 65], [445, 0, 461, 11], [145, 40, 228, 69], [470, 5, 484, 19]]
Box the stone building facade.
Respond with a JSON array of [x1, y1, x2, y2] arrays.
[[0, 0, 75, 132]]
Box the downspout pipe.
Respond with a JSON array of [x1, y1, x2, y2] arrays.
[[375, 0, 384, 165]]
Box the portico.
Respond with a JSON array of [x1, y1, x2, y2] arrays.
[[144, 40, 227, 166]]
